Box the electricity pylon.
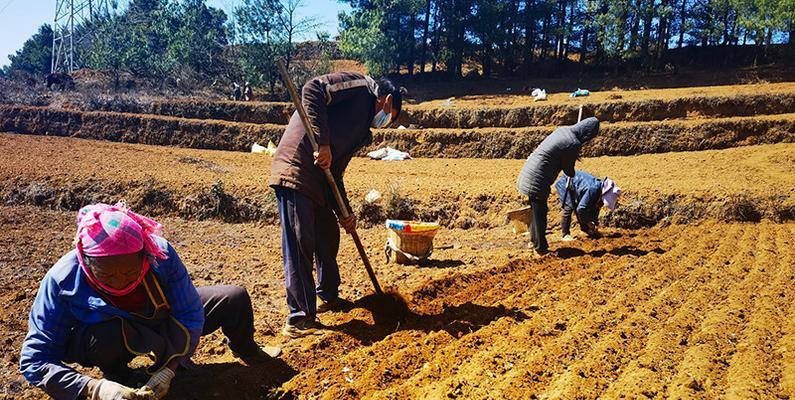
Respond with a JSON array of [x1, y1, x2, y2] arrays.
[[51, 0, 112, 73]]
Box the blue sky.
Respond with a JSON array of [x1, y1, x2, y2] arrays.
[[0, 0, 350, 68]]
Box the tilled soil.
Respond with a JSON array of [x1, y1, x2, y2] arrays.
[[3, 87, 795, 158], [0, 132, 794, 398], [59, 87, 795, 128], [16, 106, 792, 158], [282, 221, 795, 400], [1, 207, 793, 399], [411, 81, 795, 109], [2, 76, 795, 398]]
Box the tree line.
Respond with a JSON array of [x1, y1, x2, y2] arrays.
[[3, 0, 794, 87], [338, 0, 795, 77], [1, 0, 331, 95]]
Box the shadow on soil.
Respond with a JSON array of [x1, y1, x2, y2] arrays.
[[417, 259, 466, 268], [329, 299, 528, 346], [555, 245, 666, 259], [168, 358, 297, 400]]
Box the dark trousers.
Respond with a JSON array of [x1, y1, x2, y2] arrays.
[[561, 204, 574, 236], [64, 285, 258, 375], [561, 204, 600, 236], [274, 186, 341, 325], [529, 194, 549, 252]]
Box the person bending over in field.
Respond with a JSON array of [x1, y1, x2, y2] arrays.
[[20, 203, 280, 400], [269, 72, 405, 338], [516, 117, 600, 256], [554, 170, 622, 241]]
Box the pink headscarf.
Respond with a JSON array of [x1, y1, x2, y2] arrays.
[[75, 202, 167, 259], [74, 202, 168, 296]]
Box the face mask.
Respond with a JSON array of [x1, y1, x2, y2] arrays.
[[371, 109, 392, 128], [78, 249, 150, 297]]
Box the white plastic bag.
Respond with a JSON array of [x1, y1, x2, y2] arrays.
[[252, 140, 277, 156]]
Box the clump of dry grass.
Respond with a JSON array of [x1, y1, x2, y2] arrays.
[[719, 193, 762, 222], [763, 195, 795, 223], [355, 181, 417, 227], [601, 194, 707, 229], [178, 181, 277, 223], [384, 181, 417, 221]]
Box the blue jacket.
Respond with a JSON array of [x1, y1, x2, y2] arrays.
[[555, 170, 603, 214], [19, 238, 204, 400]]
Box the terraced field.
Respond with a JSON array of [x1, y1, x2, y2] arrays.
[[1, 79, 794, 399], [1, 82, 794, 157]]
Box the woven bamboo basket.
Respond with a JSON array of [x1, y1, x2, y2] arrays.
[[385, 220, 439, 265]]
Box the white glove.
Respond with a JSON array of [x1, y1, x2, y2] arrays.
[[90, 379, 146, 400], [145, 367, 175, 399]]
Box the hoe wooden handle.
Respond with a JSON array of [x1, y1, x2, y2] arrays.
[[276, 60, 383, 295]]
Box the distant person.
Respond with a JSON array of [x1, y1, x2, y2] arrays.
[[554, 171, 622, 241], [270, 72, 405, 338], [19, 203, 280, 400], [244, 81, 253, 101], [231, 82, 242, 101], [516, 117, 600, 256]]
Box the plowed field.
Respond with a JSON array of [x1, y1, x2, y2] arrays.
[[2, 77, 794, 399], [1, 132, 794, 399]]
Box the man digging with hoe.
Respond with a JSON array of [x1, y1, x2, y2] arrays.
[[270, 67, 406, 338]]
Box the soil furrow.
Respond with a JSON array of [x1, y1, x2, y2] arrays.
[[721, 224, 792, 399], [486, 224, 726, 397], [372, 225, 709, 398], [280, 228, 686, 399], [773, 225, 795, 398], [664, 224, 772, 398], [599, 225, 762, 398], [540, 224, 750, 399]]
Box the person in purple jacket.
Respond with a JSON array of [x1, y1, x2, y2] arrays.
[[554, 171, 622, 240], [19, 203, 281, 400]]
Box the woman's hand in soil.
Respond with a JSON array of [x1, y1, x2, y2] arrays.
[[314, 145, 332, 169], [88, 378, 149, 400], [144, 367, 175, 399]]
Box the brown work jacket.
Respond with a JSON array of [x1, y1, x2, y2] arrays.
[[269, 72, 377, 211]]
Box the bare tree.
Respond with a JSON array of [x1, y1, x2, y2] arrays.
[[270, 0, 319, 69]]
